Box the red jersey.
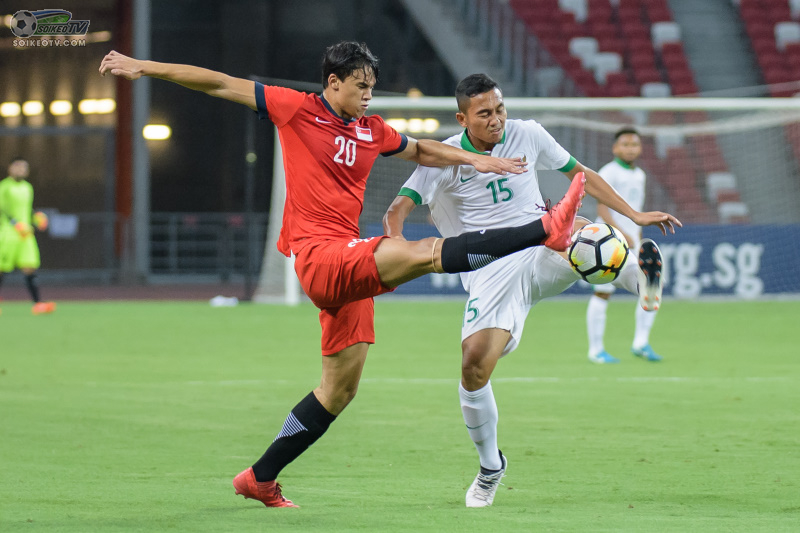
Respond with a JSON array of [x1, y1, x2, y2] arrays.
[[255, 82, 408, 256]]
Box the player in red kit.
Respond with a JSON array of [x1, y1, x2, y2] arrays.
[[99, 42, 608, 507]]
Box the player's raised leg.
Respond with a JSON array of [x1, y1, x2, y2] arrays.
[[636, 238, 663, 312], [610, 238, 663, 312], [540, 171, 587, 251], [374, 173, 585, 287]]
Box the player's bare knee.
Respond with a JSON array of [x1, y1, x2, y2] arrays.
[[332, 378, 359, 404], [461, 350, 490, 390], [320, 384, 359, 414], [461, 367, 490, 390], [593, 292, 610, 300], [345, 382, 359, 403], [374, 236, 439, 286]]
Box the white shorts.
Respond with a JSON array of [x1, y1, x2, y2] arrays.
[[460, 247, 578, 356]]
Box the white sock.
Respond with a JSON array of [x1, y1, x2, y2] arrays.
[[459, 381, 502, 471], [633, 305, 657, 349], [613, 256, 639, 295], [586, 295, 608, 357]]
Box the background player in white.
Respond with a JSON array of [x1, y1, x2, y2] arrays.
[[383, 74, 680, 508], [586, 127, 662, 364]]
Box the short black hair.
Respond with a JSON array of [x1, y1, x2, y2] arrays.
[[321, 41, 380, 88], [455, 74, 500, 113], [614, 127, 640, 140]]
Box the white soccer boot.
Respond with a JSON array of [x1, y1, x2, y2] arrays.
[[637, 239, 663, 311], [465, 453, 507, 508]]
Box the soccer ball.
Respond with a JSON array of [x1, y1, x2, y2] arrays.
[[568, 223, 629, 284], [11, 11, 38, 38]]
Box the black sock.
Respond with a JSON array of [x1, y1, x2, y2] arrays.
[[0, 273, 4, 291], [25, 274, 40, 303], [252, 392, 337, 482], [440, 219, 546, 273]]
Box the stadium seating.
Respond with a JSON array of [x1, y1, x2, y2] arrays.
[[569, 36, 600, 68], [775, 20, 800, 50], [706, 172, 740, 203], [718, 200, 752, 223], [509, 0, 700, 98], [592, 51, 623, 83], [650, 21, 682, 49], [506, 0, 735, 221], [560, 0, 589, 22], [736, 0, 800, 96], [791, 0, 800, 18], [640, 81, 671, 97]]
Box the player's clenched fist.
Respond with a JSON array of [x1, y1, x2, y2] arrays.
[[99, 50, 144, 80]]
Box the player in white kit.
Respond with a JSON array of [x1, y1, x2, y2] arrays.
[[383, 74, 680, 507], [587, 128, 662, 364]]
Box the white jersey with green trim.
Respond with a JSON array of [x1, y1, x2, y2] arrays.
[[399, 119, 572, 237], [595, 158, 646, 240]]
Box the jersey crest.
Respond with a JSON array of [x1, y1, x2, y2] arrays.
[[355, 126, 373, 142]]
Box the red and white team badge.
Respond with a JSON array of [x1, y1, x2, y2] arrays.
[[355, 127, 373, 142]]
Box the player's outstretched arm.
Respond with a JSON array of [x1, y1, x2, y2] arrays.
[[383, 195, 417, 241], [630, 210, 682, 235], [596, 203, 636, 246], [394, 138, 527, 175], [99, 50, 256, 110], [566, 163, 682, 235]]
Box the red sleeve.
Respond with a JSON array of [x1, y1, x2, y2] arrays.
[[254, 82, 306, 127], [375, 115, 408, 156]]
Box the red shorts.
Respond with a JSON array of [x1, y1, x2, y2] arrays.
[[293, 236, 395, 355]]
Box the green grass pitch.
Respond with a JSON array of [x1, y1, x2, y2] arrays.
[[1, 299, 799, 532]]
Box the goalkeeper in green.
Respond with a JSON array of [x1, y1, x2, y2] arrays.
[[0, 158, 55, 315]]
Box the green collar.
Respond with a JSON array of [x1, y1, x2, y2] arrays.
[[460, 129, 506, 154], [614, 157, 635, 170]]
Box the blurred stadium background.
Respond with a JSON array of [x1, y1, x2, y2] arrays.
[[3, 2, 800, 530], [1, 0, 800, 302]]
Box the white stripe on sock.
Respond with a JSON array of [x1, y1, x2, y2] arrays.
[[274, 412, 308, 441], [468, 253, 498, 270]]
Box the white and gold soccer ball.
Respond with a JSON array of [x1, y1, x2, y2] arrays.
[[568, 223, 629, 284]]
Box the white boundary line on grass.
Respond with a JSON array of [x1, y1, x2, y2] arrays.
[[173, 376, 792, 387], [361, 376, 793, 384], [82, 376, 793, 388]]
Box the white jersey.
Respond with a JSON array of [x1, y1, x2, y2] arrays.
[[399, 119, 573, 238], [595, 158, 646, 240], [396, 120, 642, 355]]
